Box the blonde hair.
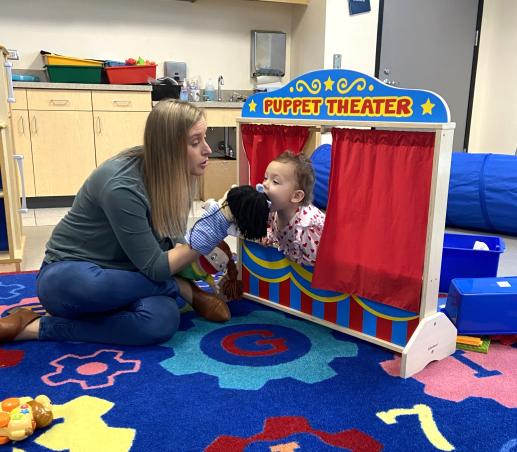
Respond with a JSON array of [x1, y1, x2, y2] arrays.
[[273, 150, 315, 206], [124, 100, 205, 239]]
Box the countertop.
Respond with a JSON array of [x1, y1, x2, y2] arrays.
[[152, 100, 244, 109], [192, 101, 244, 108], [13, 84, 245, 107], [13, 81, 152, 91]]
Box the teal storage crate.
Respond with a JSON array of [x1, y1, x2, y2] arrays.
[[439, 233, 505, 293]]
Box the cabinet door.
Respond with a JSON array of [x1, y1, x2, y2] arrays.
[[11, 110, 36, 197], [204, 109, 241, 127], [27, 89, 91, 111], [201, 159, 237, 200], [30, 110, 96, 196], [12, 89, 28, 110], [93, 111, 149, 166], [92, 91, 151, 112]]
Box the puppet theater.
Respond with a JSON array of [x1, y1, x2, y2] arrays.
[[236, 69, 457, 378]]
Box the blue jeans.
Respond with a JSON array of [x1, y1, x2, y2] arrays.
[[36, 261, 181, 346]]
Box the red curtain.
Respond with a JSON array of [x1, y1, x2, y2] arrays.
[[241, 124, 310, 186], [312, 129, 435, 313]]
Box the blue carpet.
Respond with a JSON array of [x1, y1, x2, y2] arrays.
[[0, 272, 516, 451]]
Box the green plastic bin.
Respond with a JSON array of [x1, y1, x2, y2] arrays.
[[45, 65, 102, 83]]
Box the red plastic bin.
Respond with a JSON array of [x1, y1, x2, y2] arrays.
[[104, 64, 157, 84]]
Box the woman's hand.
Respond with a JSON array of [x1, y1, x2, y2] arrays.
[[167, 244, 200, 275]]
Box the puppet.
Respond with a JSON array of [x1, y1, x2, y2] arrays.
[[181, 185, 271, 300]]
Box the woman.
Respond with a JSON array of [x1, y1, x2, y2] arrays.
[[0, 100, 233, 346]]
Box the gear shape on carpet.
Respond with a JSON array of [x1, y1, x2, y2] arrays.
[[160, 310, 357, 390], [206, 416, 383, 451]]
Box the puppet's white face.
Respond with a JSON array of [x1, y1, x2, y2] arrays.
[[205, 247, 230, 272], [262, 161, 304, 212], [187, 119, 212, 177]]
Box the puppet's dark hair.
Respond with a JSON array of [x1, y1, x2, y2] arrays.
[[226, 185, 270, 240], [215, 240, 243, 301]]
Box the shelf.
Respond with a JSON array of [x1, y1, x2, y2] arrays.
[[0, 235, 25, 266], [0, 251, 22, 264]]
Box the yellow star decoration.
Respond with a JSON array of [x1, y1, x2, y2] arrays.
[[248, 100, 257, 112], [35, 395, 136, 451], [324, 76, 334, 91], [421, 98, 435, 115]]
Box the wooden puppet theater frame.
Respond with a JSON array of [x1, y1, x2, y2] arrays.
[[235, 69, 457, 378]]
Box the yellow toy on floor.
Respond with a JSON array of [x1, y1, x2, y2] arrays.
[[0, 395, 53, 444]]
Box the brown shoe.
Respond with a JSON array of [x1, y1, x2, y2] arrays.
[[0, 308, 41, 343], [190, 282, 231, 322]]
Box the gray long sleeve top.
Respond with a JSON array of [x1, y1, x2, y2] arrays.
[[44, 152, 181, 281]]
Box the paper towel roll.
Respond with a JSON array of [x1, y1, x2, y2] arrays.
[[256, 75, 282, 84]]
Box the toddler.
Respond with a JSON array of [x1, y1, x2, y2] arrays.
[[262, 151, 325, 266]]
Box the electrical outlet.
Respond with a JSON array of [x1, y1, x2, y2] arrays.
[[7, 49, 20, 60], [333, 54, 342, 69]]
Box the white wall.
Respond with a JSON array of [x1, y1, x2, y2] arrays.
[[324, 0, 378, 75], [469, 0, 517, 155], [290, 0, 326, 77], [3, 0, 512, 155], [290, 0, 379, 78], [0, 0, 293, 89]]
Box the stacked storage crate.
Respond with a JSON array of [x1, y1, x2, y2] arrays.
[[42, 53, 157, 85], [43, 53, 104, 84], [104, 62, 157, 85]]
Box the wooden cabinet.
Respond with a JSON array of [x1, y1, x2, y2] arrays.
[[30, 110, 96, 196], [0, 45, 24, 269], [92, 91, 150, 165], [92, 91, 151, 112], [11, 87, 151, 197], [26, 89, 95, 196], [9, 90, 246, 198], [201, 159, 237, 200], [93, 111, 149, 165], [12, 89, 35, 198], [201, 106, 240, 199], [11, 109, 35, 197], [204, 108, 241, 127], [27, 89, 91, 111]]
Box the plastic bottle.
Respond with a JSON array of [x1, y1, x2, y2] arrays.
[[188, 77, 201, 102], [205, 78, 216, 101], [180, 80, 189, 101]]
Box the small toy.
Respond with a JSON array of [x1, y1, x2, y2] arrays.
[[125, 57, 156, 66], [456, 336, 491, 354], [0, 395, 53, 444], [456, 335, 483, 346]]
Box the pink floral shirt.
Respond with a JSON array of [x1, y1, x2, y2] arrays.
[[264, 204, 326, 266]]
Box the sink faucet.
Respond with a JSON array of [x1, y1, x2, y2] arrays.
[[217, 75, 224, 101]]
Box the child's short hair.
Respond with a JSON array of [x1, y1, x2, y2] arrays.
[[273, 150, 314, 206]]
